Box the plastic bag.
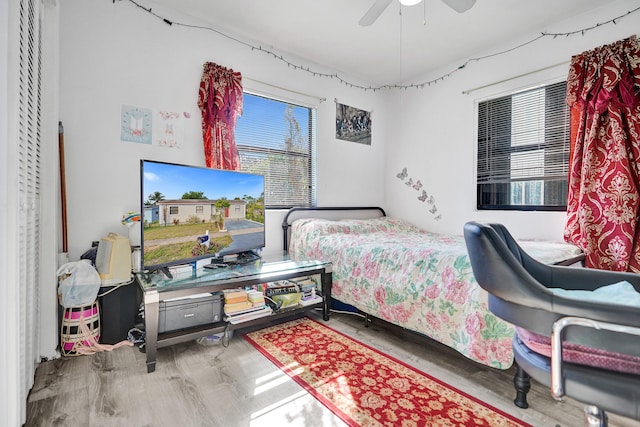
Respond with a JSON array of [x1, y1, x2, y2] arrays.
[[57, 260, 101, 308]]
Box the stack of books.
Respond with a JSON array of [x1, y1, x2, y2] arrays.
[[223, 289, 272, 324], [247, 290, 265, 307], [266, 280, 301, 308], [223, 289, 252, 314], [265, 280, 299, 297]]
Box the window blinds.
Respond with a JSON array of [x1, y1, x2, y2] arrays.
[[235, 93, 317, 208], [478, 81, 569, 183], [477, 81, 570, 210]]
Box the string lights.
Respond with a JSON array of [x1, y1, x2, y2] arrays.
[[120, 0, 640, 92]]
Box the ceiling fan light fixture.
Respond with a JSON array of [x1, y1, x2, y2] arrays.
[[399, 0, 422, 6], [360, 0, 475, 27], [441, 0, 476, 13]]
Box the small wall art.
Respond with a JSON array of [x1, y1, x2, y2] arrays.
[[153, 110, 185, 149], [335, 101, 371, 145], [121, 104, 190, 149], [121, 104, 152, 144], [396, 167, 442, 221]]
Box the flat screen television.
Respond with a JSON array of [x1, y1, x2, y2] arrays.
[[140, 159, 265, 273]]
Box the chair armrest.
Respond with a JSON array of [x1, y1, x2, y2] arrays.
[[548, 265, 640, 292], [551, 316, 640, 399]]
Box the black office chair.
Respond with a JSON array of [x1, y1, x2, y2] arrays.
[[463, 221, 640, 427]]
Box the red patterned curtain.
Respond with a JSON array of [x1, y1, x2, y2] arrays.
[[564, 35, 640, 271], [198, 62, 243, 170]]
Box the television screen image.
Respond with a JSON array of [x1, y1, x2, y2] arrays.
[[140, 160, 265, 272]]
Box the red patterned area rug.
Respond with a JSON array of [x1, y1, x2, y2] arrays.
[[244, 317, 530, 427]]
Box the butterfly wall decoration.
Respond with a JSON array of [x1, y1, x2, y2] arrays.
[[396, 168, 408, 180], [395, 167, 441, 221]]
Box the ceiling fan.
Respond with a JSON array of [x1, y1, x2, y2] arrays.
[[359, 0, 477, 26]]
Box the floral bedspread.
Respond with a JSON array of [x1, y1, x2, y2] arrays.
[[289, 217, 583, 369]]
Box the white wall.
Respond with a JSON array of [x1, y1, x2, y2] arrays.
[[58, 0, 640, 247], [59, 0, 387, 261], [60, 1, 640, 255], [384, 0, 640, 241]]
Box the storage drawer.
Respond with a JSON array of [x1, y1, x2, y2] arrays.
[[159, 292, 223, 333]]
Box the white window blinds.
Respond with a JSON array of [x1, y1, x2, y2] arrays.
[[235, 93, 317, 208]]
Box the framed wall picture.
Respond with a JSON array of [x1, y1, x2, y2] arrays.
[[336, 102, 371, 145], [121, 104, 152, 144]]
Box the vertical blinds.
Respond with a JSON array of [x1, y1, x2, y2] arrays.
[[236, 93, 316, 208], [477, 81, 570, 185]]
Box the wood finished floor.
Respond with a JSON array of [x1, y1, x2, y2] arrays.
[[25, 311, 639, 427]]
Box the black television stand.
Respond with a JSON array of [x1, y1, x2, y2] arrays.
[[158, 266, 173, 278], [141, 266, 175, 278], [235, 250, 261, 263], [203, 262, 228, 270], [204, 250, 261, 269]]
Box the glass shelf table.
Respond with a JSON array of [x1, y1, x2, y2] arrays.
[[136, 254, 332, 373]]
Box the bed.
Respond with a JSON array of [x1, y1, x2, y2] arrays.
[[282, 207, 584, 370]]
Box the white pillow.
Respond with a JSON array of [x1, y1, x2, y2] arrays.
[[550, 281, 640, 309]]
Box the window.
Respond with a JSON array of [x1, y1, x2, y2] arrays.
[[235, 93, 316, 208], [169, 206, 178, 214], [476, 81, 570, 211], [195, 206, 203, 214]]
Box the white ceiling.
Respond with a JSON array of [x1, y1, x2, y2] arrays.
[[146, 0, 616, 86]]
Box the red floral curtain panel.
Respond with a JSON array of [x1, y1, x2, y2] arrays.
[[564, 35, 640, 271], [198, 62, 243, 170]]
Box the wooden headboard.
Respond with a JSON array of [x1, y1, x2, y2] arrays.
[[281, 206, 386, 252]]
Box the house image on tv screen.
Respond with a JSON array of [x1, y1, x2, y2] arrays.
[[143, 205, 160, 224], [156, 199, 246, 228]]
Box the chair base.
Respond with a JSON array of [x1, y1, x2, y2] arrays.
[[585, 405, 608, 427], [515, 346, 611, 426], [513, 364, 530, 409], [513, 335, 640, 423]]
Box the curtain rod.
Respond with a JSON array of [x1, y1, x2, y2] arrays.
[[244, 77, 327, 102], [462, 61, 570, 95]]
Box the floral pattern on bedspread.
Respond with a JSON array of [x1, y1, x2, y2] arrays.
[[289, 217, 583, 369]]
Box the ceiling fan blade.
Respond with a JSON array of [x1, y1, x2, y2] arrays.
[[359, 0, 393, 26], [441, 0, 476, 13]]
